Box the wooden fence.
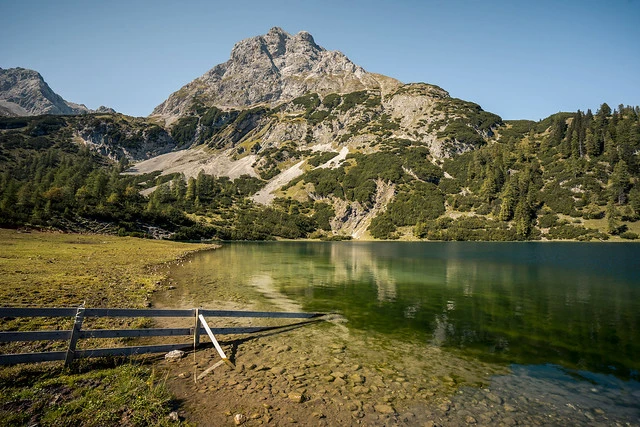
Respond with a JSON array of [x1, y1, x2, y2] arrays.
[[0, 306, 324, 368]]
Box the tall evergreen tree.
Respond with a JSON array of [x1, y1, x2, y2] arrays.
[[609, 160, 631, 204]]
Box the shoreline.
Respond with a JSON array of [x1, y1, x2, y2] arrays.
[[1, 230, 637, 425], [152, 247, 507, 426], [153, 242, 640, 426]]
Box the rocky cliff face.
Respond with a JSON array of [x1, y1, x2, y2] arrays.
[[73, 115, 178, 162], [0, 67, 91, 116], [152, 27, 397, 122], [137, 28, 503, 239]]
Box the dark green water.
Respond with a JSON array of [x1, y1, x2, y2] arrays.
[[178, 241, 640, 381]]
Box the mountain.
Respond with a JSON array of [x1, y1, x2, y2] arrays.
[[0, 67, 92, 116], [141, 28, 503, 236], [149, 28, 502, 164], [152, 27, 399, 122], [1, 29, 638, 241]]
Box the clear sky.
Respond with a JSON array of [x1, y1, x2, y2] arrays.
[[1, 0, 639, 120]]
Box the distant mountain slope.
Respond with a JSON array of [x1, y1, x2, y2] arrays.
[[152, 27, 400, 122], [0, 67, 92, 116], [1, 28, 637, 242]]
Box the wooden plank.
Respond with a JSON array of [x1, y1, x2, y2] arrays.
[[0, 307, 324, 319], [199, 309, 322, 319], [79, 328, 192, 339], [0, 326, 272, 343], [75, 343, 191, 358], [0, 307, 77, 317], [0, 351, 66, 366], [65, 306, 85, 368], [83, 308, 194, 318], [208, 326, 274, 335], [0, 330, 71, 342], [199, 314, 234, 368]]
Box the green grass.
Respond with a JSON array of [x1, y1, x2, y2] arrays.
[[0, 229, 209, 310], [0, 228, 212, 425], [0, 362, 184, 426]]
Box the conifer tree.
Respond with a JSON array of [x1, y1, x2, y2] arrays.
[[498, 179, 517, 221], [609, 160, 630, 204]]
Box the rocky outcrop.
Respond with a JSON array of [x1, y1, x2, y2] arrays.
[[95, 105, 117, 114], [74, 115, 177, 162], [0, 67, 91, 116], [152, 27, 398, 122]]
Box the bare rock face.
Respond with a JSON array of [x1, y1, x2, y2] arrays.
[[0, 67, 91, 116], [74, 115, 178, 162], [95, 105, 117, 114], [152, 27, 393, 121]]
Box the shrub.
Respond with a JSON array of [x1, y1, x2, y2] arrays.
[[338, 91, 370, 112], [369, 214, 397, 239], [620, 231, 639, 240], [308, 151, 339, 167], [171, 116, 198, 146], [538, 213, 559, 228], [386, 182, 445, 226], [322, 93, 342, 109]]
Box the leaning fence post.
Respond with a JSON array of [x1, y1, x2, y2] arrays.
[[193, 308, 201, 348], [64, 304, 85, 369], [199, 314, 234, 368]]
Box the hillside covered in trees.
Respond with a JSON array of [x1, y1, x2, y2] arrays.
[[0, 102, 639, 241]]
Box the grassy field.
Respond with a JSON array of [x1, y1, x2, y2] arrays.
[[0, 228, 214, 426]]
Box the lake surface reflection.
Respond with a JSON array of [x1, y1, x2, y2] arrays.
[[174, 241, 640, 381]]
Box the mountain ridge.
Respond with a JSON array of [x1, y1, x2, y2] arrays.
[[0, 67, 116, 117], [151, 27, 400, 123], [0, 67, 92, 116], [1, 28, 638, 242]]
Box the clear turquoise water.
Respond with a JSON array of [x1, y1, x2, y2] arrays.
[[179, 241, 640, 381]]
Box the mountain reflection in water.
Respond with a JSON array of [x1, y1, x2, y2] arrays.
[[171, 241, 640, 382]]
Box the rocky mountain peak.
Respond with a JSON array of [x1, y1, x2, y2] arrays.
[[152, 28, 395, 121], [0, 67, 91, 116]]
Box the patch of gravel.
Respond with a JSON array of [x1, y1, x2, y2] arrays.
[[251, 160, 306, 205], [124, 147, 258, 180]]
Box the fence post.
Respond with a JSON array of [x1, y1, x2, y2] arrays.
[[199, 314, 234, 368], [193, 308, 200, 348], [64, 305, 85, 369]]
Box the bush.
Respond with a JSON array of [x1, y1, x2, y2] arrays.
[[538, 213, 559, 228], [338, 91, 370, 112], [292, 93, 321, 111], [619, 231, 639, 240], [386, 182, 445, 226], [546, 224, 595, 240], [438, 121, 485, 146], [438, 178, 462, 194], [308, 151, 339, 167], [171, 116, 198, 146], [369, 214, 397, 239], [312, 202, 335, 231], [322, 93, 342, 109]]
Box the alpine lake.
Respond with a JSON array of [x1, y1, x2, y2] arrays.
[[159, 242, 640, 425]]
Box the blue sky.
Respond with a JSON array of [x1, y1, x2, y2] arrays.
[[1, 0, 639, 120]]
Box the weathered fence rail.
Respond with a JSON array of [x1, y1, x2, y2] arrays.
[[0, 306, 324, 367]]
